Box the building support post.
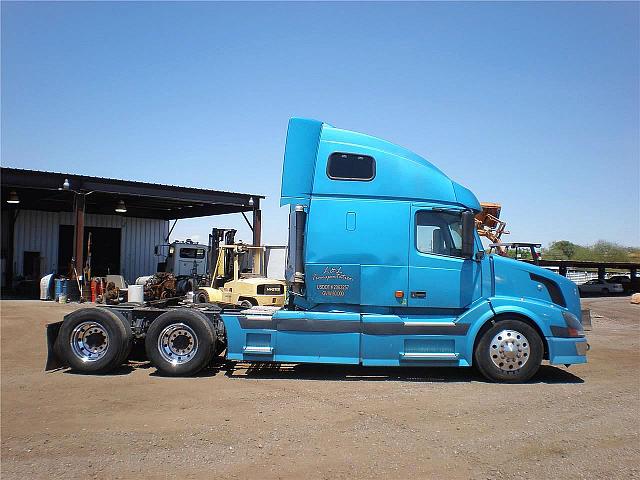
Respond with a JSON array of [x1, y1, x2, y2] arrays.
[[559, 265, 567, 277], [252, 200, 262, 247], [630, 267, 639, 293], [73, 194, 85, 279], [597, 266, 606, 281], [5, 208, 19, 288]]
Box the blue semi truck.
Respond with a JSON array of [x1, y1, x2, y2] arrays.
[[46, 118, 588, 383]]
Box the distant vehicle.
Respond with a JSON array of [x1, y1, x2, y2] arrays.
[[163, 240, 208, 277], [578, 279, 623, 295], [489, 242, 542, 265], [607, 275, 633, 293]]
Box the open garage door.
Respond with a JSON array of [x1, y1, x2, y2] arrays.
[[58, 226, 121, 277]]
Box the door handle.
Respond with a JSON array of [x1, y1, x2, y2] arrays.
[[411, 291, 426, 298]]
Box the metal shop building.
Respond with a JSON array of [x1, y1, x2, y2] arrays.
[[1, 167, 262, 294]]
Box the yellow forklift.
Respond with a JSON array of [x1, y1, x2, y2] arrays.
[[195, 229, 286, 308]]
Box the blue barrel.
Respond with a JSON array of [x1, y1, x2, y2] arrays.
[[54, 279, 61, 300], [54, 279, 68, 301]]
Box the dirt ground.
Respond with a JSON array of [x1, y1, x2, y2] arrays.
[[1, 297, 638, 479]]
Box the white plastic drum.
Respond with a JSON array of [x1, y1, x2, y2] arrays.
[[128, 284, 144, 303], [40, 273, 54, 300]]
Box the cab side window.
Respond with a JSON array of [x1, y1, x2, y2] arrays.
[[327, 152, 375, 181], [415, 211, 464, 257]]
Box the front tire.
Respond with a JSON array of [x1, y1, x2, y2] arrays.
[[145, 309, 216, 376], [474, 319, 543, 383]]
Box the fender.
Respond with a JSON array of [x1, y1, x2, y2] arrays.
[[456, 300, 496, 363], [458, 296, 565, 365], [488, 296, 565, 337], [45, 321, 65, 370], [220, 312, 278, 360]]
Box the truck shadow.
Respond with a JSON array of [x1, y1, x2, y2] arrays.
[[59, 358, 583, 383], [213, 361, 584, 384], [60, 362, 152, 376], [57, 360, 583, 384]]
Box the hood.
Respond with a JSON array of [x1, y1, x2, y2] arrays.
[[492, 255, 581, 318]]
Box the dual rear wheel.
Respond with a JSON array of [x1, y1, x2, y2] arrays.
[[56, 308, 220, 377], [144, 310, 217, 376], [55, 308, 133, 373]]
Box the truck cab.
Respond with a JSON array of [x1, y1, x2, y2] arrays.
[[222, 118, 588, 382], [163, 240, 208, 277]]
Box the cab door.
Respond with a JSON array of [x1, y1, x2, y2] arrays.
[[408, 205, 481, 309]]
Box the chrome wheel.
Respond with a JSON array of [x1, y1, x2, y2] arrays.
[[489, 329, 530, 372], [157, 323, 198, 365], [70, 321, 110, 362]]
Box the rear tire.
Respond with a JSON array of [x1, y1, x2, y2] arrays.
[[194, 289, 209, 304], [145, 309, 216, 376], [474, 319, 543, 383], [110, 309, 134, 366], [55, 307, 131, 373], [239, 299, 254, 309]]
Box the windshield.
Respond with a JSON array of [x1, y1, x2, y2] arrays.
[[179, 248, 205, 259]]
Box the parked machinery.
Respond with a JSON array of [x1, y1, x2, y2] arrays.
[[142, 272, 178, 300], [489, 242, 543, 264], [475, 202, 509, 245], [140, 239, 212, 301], [195, 228, 286, 308], [476, 204, 543, 263]]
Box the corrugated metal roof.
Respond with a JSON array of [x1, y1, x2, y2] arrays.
[[1, 167, 264, 220], [2, 167, 265, 198]]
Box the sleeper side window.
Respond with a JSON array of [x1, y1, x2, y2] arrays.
[[327, 152, 375, 181], [415, 211, 464, 258]]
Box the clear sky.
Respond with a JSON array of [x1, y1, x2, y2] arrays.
[[2, 1, 639, 249]]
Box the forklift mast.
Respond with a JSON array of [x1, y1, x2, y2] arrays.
[[208, 228, 237, 288]]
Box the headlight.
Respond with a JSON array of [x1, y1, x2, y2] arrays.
[[562, 311, 585, 337]]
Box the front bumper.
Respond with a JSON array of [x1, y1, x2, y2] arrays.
[[547, 336, 589, 365]]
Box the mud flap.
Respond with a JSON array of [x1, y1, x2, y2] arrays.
[[45, 321, 66, 371]]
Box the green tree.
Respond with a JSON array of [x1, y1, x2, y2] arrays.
[[590, 240, 631, 262], [543, 240, 640, 262], [545, 240, 578, 260]]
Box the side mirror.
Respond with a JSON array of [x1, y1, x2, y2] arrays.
[[461, 211, 475, 259]]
